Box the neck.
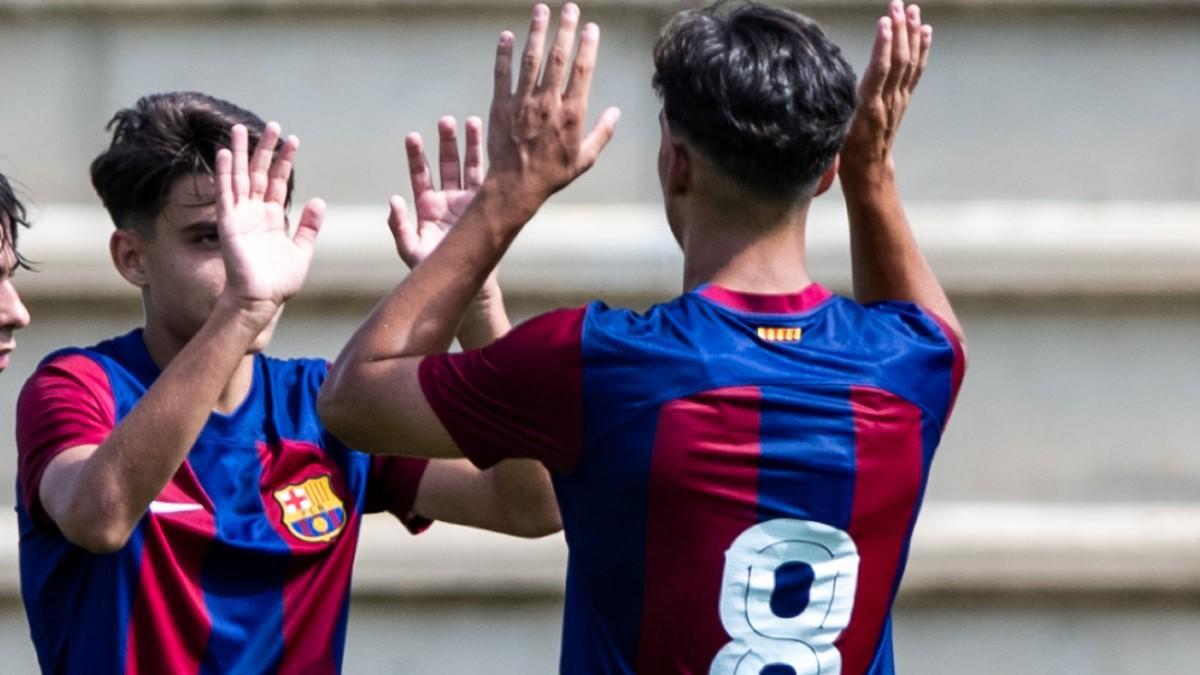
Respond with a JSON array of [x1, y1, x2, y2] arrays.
[[679, 198, 814, 294], [142, 321, 255, 414]]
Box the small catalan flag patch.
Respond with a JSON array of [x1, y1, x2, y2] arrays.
[[757, 326, 803, 343]]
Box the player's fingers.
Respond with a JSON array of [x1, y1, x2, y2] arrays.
[[894, 2, 911, 67], [390, 196, 424, 269], [882, 1, 907, 95], [231, 124, 251, 202], [564, 22, 600, 108], [387, 194, 415, 248], [901, 5, 923, 90], [405, 132, 434, 198], [248, 121, 280, 200], [437, 117, 462, 191], [464, 116, 485, 189], [910, 25, 933, 91], [215, 148, 236, 222], [265, 134, 298, 205], [578, 106, 620, 172], [387, 194, 407, 239], [859, 16, 892, 100], [515, 4, 551, 98], [494, 31, 515, 101], [291, 198, 326, 254], [540, 3, 580, 94]]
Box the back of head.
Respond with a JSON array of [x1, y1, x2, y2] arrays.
[[0, 173, 31, 269], [653, 1, 857, 201], [89, 92, 285, 235]]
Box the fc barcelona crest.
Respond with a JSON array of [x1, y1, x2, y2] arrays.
[[273, 475, 347, 543]]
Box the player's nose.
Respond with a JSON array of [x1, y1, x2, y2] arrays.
[[0, 279, 31, 332]]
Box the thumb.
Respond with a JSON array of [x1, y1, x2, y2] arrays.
[[578, 106, 621, 173], [291, 198, 326, 255], [388, 195, 420, 267]]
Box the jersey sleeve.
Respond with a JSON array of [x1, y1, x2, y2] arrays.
[[363, 455, 433, 534], [16, 354, 117, 519], [863, 301, 966, 428], [418, 307, 586, 473]]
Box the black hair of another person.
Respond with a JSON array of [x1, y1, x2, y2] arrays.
[[653, 1, 858, 199], [0, 173, 32, 270], [89, 91, 290, 236]]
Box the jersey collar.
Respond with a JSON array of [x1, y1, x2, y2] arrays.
[[692, 283, 834, 314]]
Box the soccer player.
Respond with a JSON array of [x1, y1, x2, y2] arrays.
[[321, 1, 966, 672], [0, 173, 32, 373], [15, 92, 559, 674]]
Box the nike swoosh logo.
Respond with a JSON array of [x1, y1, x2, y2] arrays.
[[149, 500, 205, 514]]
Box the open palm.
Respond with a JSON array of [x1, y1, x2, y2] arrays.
[[216, 123, 325, 316], [841, 1, 931, 177], [390, 116, 485, 269]]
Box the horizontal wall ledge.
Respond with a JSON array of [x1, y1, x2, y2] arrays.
[[347, 502, 1200, 599], [15, 201, 1200, 302], [1, 503, 1197, 599], [1, 0, 1197, 13]]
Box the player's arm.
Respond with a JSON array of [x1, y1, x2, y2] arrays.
[[388, 115, 512, 348], [413, 459, 561, 537], [371, 114, 559, 537], [36, 124, 325, 553], [839, 1, 966, 346], [320, 2, 619, 458]]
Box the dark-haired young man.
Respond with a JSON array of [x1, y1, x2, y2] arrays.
[[322, 1, 965, 672], [15, 92, 559, 674], [0, 174, 32, 373]]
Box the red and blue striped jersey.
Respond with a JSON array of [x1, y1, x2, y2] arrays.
[[16, 330, 431, 675], [419, 284, 964, 674]]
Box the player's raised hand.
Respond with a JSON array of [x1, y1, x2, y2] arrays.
[[389, 116, 485, 269], [485, 3, 621, 218], [215, 123, 326, 321], [840, 0, 931, 181]]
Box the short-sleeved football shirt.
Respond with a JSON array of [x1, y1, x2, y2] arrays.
[[419, 284, 964, 674], [16, 329, 431, 675]]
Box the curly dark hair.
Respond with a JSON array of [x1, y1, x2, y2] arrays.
[[0, 173, 32, 270], [653, 1, 858, 199], [89, 91, 290, 236]]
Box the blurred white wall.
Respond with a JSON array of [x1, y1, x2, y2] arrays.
[[0, 1, 1197, 673]]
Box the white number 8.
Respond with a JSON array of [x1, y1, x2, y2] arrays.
[[710, 519, 860, 675]]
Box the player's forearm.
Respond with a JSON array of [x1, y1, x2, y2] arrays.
[[326, 182, 529, 382], [841, 168, 964, 341], [488, 458, 562, 537], [48, 299, 272, 552], [320, 183, 531, 445], [456, 283, 512, 349]]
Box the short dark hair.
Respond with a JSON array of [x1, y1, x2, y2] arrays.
[[89, 91, 290, 235], [0, 173, 32, 270], [653, 2, 857, 199]]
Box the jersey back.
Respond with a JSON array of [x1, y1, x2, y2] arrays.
[[420, 284, 964, 674]]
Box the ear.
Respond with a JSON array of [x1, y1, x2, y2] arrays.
[[663, 139, 692, 197], [814, 155, 840, 197], [110, 229, 148, 288]]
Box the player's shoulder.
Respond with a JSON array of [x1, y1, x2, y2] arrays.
[[259, 353, 330, 379], [257, 354, 331, 406], [23, 330, 147, 395], [579, 294, 696, 339], [838, 297, 957, 352]]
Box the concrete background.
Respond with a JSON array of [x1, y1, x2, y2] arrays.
[[0, 0, 1198, 672]]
